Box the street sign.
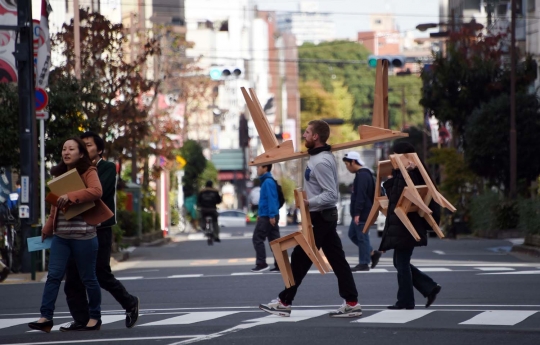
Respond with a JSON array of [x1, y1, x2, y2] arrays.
[[35, 87, 48, 111], [21, 175, 29, 203], [36, 111, 49, 120]]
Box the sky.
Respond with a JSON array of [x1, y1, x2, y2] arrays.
[[253, 0, 440, 39]]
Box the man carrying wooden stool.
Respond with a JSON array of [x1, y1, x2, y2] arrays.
[[259, 120, 362, 318]]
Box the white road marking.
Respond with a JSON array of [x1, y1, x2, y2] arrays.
[[139, 311, 240, 326], [168, 274, 204, 278], [231, 272, 263, 276], [479, 271, 540, 275], [460, 310, 537, 326], [353, 310, 434, 324], [116, 276, 144, 280], [353, 268, 389, 273], [28, 315, 126, 333], [0, 318, 41, 330], [418, 268, 451, 272], [433, 250, 445, 255], [1, 335, 202, 345], [475, 267, 515, 271], [167, 310, 331, 345]]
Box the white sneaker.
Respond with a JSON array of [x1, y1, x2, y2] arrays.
[[329, 301, 362, 318], [259, 298, 291, 317]]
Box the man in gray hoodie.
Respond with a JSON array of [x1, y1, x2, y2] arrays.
[[259, 120, 361, 318]]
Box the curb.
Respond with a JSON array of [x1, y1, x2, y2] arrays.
[[511, 244, 540, 258]]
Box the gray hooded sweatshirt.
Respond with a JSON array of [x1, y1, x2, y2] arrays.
[[304, 150, 338, 211]]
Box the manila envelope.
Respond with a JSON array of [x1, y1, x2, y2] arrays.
[[47, 169, 95, 220]]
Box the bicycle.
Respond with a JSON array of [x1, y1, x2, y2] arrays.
[[0, 202, 19, 272], [203, 215, 214, 246]]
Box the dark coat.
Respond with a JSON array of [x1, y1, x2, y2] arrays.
[[379, 168, 440, 251], [97, 159, 117, 229]]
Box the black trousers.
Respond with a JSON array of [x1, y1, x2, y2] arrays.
[[64, 227, 136, 324], [393, 247, 437, 308], [200, 209, 219, 238], [252, 216, 280, 267], [278, 210, 358, 305]]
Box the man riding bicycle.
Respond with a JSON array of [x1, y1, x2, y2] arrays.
[[197, 181, 222, 242]]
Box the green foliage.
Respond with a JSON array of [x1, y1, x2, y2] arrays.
[[142, 186, 156, 212], [298, 40, 425, 131], [420, 28, 537, 145], [198, 160, 218, 189], [469, 191, 501, 237], [464, 93, 540, 195], [117, 210, 137, 237], [278, 176, 296, 205], [155, 212, 161, 231], [495, 200, 520, 230], [116, 190, 127, 211], [0, 83, 19, 168], [111, 224, 126, 250], [171, 207, 180, 225], [179, 140, 207, 197], [518, 198, 540, 234], [142, 211, 155, 233]]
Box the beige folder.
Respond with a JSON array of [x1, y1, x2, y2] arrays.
[[47, 169, 95, 220]]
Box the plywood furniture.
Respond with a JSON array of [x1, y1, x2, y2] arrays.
[[240, 60, 407, 167], [269, 189, 330, 288], [363, 153, 457, 240]]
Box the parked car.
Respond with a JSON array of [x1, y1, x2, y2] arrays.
[[218, 210, 247, 227]]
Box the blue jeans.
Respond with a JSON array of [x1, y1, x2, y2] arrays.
[[40, 235, 101, 320], [348, 220, 372, 265], [393, 247, 438, 308]]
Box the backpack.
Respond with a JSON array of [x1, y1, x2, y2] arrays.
[[270, 178, 286, 209]]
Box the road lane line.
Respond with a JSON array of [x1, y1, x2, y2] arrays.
[[479, 270, 540, 275], [460, 310, 538, 326], [28, 315, 126, 333], [138, 311, 240, 326], [433, 250, 445, 255], [475, 267, 515, 271], [2, 335, 203, 345], [167, 310, 331, 345], [353, 310, 434, 324], [0, 318, 41, 330], [168, 274, 204, 278]]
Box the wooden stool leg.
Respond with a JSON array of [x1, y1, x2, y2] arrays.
[[295, 234, 326, 274], [271, 242, 294, 288], [424, 213, 445, 239]]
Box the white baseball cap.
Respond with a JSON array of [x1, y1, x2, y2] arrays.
[[343, 152, 365, 166]]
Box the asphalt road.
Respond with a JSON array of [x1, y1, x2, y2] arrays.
[[0, 224, 539, 345]]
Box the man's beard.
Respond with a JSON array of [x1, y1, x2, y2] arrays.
[[304, 139, 315, 149]]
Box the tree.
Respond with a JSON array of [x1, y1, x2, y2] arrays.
[[464, 93, 540, 195], [420, 27, 537, 147], [0, 83, 19, 168], [178, 140, 207, 197]]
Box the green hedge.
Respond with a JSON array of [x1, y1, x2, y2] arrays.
[[117, 210, 137, 237], [518, 198, 540, 235]]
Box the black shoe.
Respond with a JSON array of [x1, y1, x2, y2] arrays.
[[126, 297, 140, 328], [214, 237, 221, 242], [387, 304, 415, 310], [371, 251, 382, 269], [269, 267, 280, 273], [0, 266, 10, 283], [426, 285, 441, 308], [28, 319, 53, 333], [351, 264, 370, 272], [60, 321, 85, 332], [81, 319, 102, 331], [251, 264, 269, 272]]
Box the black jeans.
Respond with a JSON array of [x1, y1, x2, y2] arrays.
[[64, 227, 136, 324], [278, 210, 358, 305], [252, 216, 280, 267], [393, 247, 438, 308]]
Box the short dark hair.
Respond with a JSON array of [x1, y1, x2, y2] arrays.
[[205, 180, 213, 188], [80, 131, 105, 157], [262, 164, 273, 172], [50, 137, 93, 177], [308, 120, 330, 144], [392, 142, 416, 154]]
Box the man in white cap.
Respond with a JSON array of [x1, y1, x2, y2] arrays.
[[342, 152, 382, 271]]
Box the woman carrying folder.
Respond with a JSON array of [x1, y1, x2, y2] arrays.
[[28, 138, 113, 333]]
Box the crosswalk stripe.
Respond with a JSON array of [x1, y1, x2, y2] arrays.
[[243, 310, 331, 324], [475, 267, 515, 271], [0, 318, 40, 330], [418, 268, 451, 272], [139, 312, 240, 326], [459, 310, 538, 326], [353, 310, 434, 324], [117, 276, 144, 280], [28, 315, 126, 332], [353, 268, 389, 273], [168, 274, 204, 278], [479, 271, 540, 275]]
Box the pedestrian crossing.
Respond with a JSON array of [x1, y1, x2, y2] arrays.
[[112, 266, 540, 281], [2, 306, 539, 334]]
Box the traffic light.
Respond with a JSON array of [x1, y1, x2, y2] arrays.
[[368, 55, 406, 68], [209, 66, 243, 80]]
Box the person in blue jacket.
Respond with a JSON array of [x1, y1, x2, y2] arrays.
[[251, 164, 281, 272]]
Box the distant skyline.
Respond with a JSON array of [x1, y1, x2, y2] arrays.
[[253, 0, 440, 39]]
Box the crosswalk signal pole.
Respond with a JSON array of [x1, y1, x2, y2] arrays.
[[14, 0, 38, 273]]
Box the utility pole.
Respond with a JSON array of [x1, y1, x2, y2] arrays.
[[14, 0, 38, 272], [130, 11, 138, 184], [510, 0, 517, 198], [73, 0, 81, 79]]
